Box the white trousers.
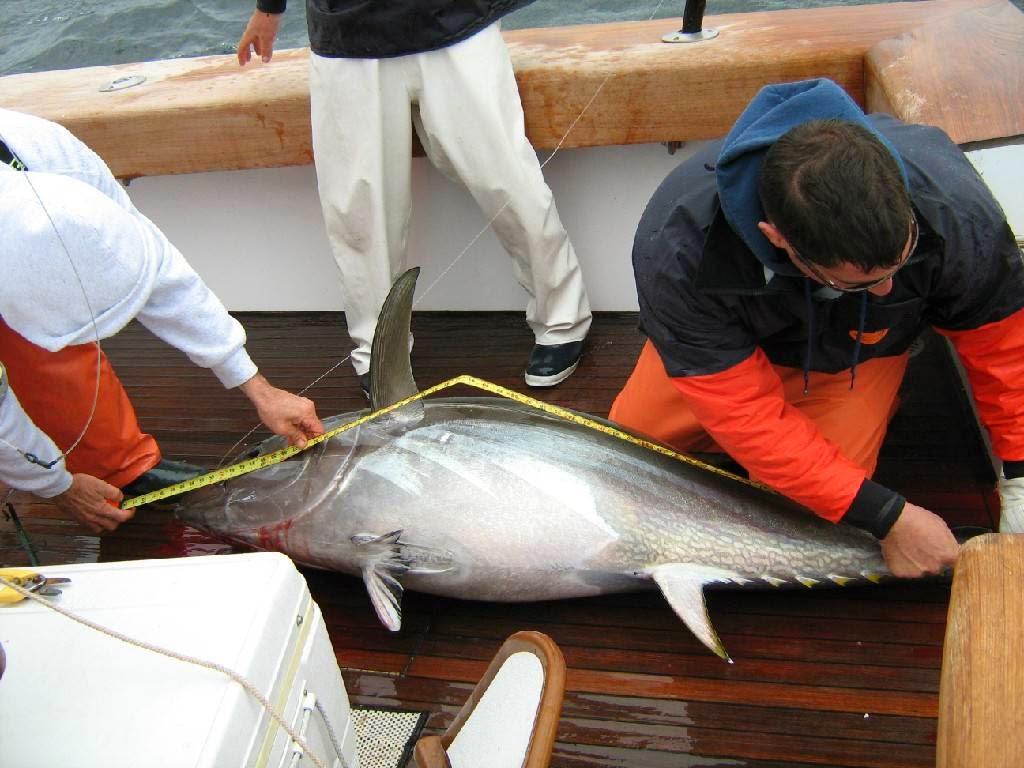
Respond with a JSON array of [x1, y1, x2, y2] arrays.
[[309, 23, 592, 375]]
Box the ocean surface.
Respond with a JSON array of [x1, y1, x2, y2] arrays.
[[6, 0, 1020, 78]]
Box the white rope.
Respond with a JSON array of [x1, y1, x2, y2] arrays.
[[0, 575, 339, 768]]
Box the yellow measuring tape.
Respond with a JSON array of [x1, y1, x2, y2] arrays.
[[121, 375, 767, 509]]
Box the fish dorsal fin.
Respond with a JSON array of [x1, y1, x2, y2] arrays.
[[354, 530, 406, 631], [369, 268, 423, 423], [647, 563, 737, 662]]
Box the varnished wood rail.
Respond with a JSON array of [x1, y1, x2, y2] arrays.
[[0, 0, 1016, 178], [865, 0, 1024, 144], [938, 534, 1024, 767]]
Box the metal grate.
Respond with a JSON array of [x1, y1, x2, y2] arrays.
[[350, 707, 429, 768]]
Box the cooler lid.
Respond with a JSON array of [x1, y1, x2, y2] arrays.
[[0, 552, 311, 767]]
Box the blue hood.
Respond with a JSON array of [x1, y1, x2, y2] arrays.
[[716, 78, 909, 276]]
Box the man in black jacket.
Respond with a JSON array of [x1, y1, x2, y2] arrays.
[[610, 79, 1024, 578], [237, 0, 592, 390]]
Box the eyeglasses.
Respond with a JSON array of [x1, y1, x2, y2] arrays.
[[790, 217, 919, 293]]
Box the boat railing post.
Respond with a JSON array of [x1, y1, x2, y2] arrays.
[[663, 0, 719, 43]]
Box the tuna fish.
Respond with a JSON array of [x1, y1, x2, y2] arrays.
[[176, 268, 894, 660]]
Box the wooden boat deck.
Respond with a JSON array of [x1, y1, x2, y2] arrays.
[[0, 311, 997, 767]]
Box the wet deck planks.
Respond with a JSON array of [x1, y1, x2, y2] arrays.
[[0, 311, 996, 767]]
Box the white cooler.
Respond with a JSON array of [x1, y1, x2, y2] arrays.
[[0, 552, 360, 768]]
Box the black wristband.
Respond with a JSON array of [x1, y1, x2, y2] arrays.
[[1003, 460, 1024, 480], [255, 0, 286, 14], [841, 479, 905, 539]]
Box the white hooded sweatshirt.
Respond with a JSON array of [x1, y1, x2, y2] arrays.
[[0, 108, 257, 498]]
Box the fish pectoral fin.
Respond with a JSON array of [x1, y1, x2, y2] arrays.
[[647, 563, 738, 663], [354, 529, 454, 630], [352, 530, 455, 576], [362, 564, 404, 632], [352, 530, 402, 546], [353, 530, 406, 631]]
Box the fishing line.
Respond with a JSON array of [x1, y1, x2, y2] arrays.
[[2, 491, 40, 567], [413, 0, 669, 305], [0, 136, 104, 472], [217, 0, 670, 468], [0, 159, 342, 768], [5, 2, 676, 482]]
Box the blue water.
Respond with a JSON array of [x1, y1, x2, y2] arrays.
[[6, 0, 1018, 78]]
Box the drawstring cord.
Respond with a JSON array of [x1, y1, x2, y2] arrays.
[[802, 280, 814, 395], [802, 281, 868, 393], [850, 292, 868, 390]]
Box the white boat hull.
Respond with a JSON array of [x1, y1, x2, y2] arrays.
[[129, 138, 1023, 314], [129, 142, 703, 313]]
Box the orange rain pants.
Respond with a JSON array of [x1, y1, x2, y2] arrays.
[[610, 339, 908, 477], [0, 319, 160, 489]]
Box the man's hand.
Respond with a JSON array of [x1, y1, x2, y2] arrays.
[[998, 475, 1024, 533], [879, 502, 960, 578], [52, 474, 130, 534], [237, 10, 282, 65], [239, 373, 324, 448]]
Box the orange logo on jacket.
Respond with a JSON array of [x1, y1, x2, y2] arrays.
[[850, 328, 889, 344]]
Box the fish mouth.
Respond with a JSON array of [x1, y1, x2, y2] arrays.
[[174, 410, 367, 544]]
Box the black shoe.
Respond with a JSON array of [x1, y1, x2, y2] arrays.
[[358, 373, 371, 401], [524, 340, 585, 387], [121, 459, 206, 498]]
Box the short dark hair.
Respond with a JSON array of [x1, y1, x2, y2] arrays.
[[759, 119, 912, 271]]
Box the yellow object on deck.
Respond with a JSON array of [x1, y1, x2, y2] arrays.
[[0, 568, 38, 604], [0, 568, 69, 604]]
